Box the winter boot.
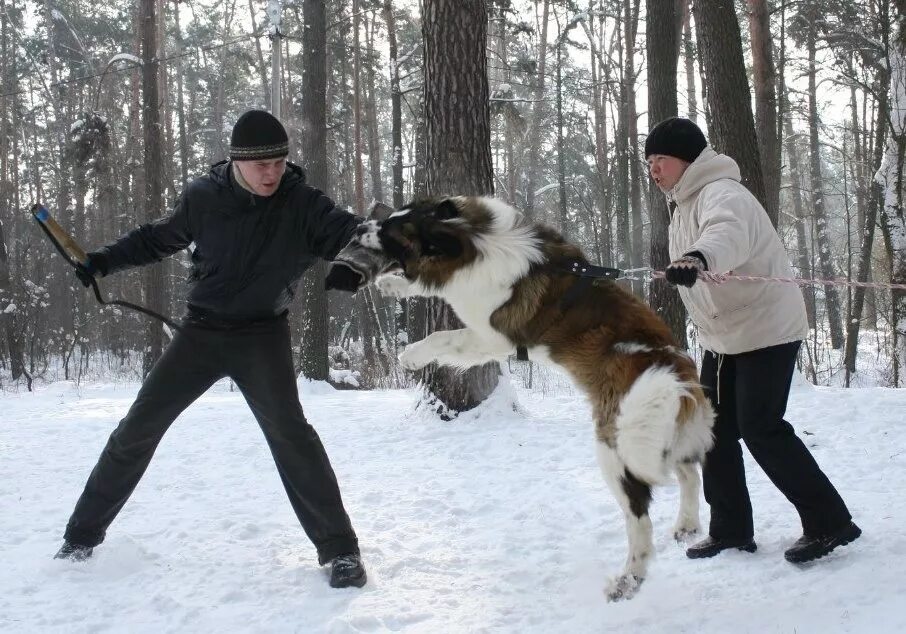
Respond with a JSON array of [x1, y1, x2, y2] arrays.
[[686, 535, 757, 559], [784, 521, 861, 564], [329, 553, 367, 588], [54, 541, 93, 562]]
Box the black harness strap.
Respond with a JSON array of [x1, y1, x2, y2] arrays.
[[515, 260, 622, 361]]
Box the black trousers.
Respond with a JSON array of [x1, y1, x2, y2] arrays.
[[701, 341, 851, 539], [64, 314, 359, 564]]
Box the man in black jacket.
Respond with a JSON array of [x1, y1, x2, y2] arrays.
[[54, 110, 367, 589]]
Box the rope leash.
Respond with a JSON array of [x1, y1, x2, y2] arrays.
[[619, 266, 906, 291]]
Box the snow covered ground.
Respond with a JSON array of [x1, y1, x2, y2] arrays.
[[1, 371, 904, 633]]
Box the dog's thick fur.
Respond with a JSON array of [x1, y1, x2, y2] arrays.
[[365, 196, 715, 601]]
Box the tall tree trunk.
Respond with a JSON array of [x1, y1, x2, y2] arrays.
[[746, 0, 780, 227], [248, 0, 272, 109], [352, 0, 365, 213], [583, 0, 611, 265], [555, 35, 568, 236], [141, 0, 165, 376], [682, 0, 697, 123], [0, 0, 25, 381], [363, 10, 383, 203], [523, 0, 550, 217], [784, 118, 817, 329], [383, 0, 404, 209], [877, 7, 904, 385], [646, 0, 688, 348], [614, 8, 630, 269], [298, 0, 330, 381], [693, 0, 767, 207], [173, 0, 189, 188], [625, 0, 643, 294], [805, 11, 844, 349], [421, 0, 498, 416]]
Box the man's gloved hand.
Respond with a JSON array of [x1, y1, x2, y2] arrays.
[[665, 253, 706, 287], [74, 252, 108, 288]]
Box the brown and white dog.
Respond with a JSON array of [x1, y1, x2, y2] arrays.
[[336, 196, 714, 601]]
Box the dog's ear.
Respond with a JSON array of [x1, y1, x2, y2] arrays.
[[421, 230, 463, 259], [367, 201, 395, 222], [433, 198, 460, 221]]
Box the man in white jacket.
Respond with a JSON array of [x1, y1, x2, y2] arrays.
[[646, 117, 860, 564]]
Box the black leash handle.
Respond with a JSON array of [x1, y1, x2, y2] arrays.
[[30, 203, 183, 334]]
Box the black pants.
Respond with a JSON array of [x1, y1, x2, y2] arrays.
[[701, 341, 851, 539], [64, 314, 359, 564]]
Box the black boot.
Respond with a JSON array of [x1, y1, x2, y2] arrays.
[[54, 541, 93, 562], [784, 522, 861, 564], [686, 535, 757, 559], [329, 553, 367, 588]]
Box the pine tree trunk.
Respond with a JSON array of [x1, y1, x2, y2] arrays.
[[614, 8, 630, 269], [625, 0, 643, 295], [173, 0, 189, 188], [383, 0, 404, 209], [363, 11, 383, 203], [298, 0, 330, 381], [352, 0, 365, 213], [555, 40, 568, 237], [248, 0, 272, 109], [582, 0, 611, 265], [693, 0, 767, 207], [746, 0, 780, 227], [682, 0, 697, 123], [0, 0, 25, 382], [783, 118, 817, 330], [523, 0, 550, 218], [646, 0, 689, 348], [141, 0, 166, 376], [421, 0, 498, 416], [806, 14, 844, 349]]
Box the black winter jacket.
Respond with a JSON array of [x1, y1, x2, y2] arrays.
[[97, 161, 361, 320]]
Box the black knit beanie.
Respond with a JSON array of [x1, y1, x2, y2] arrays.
[[644, 117, 707, 163], [229, 110, 289, 161]]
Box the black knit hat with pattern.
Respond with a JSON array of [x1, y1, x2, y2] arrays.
[[644, 117, 707, 163], [229, 110, 289, 161]]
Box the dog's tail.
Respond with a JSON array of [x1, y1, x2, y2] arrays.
[[614, 366, 712, 485]]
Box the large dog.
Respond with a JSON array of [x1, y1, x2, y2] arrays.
[[330, 196, 714, 601]]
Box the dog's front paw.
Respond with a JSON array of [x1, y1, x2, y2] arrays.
[[604, 573, 643, 602], [398, 342, 434, 371], [673, 521, 701, 542], [376, 274, 411, 298]]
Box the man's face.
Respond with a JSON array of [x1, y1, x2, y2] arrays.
[[647, 154, 689, 193], [235, 157, 287, 196]]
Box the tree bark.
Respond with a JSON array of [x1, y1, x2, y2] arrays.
[[805, 10, 844, 349], [141, 0, 166, 376], [746, 0, 780, 227], [877, 7, 905, 385], [693, 0, 767, 207], [646, 0, 689, 348], [421, 0, 498, 416], [523, 0, 550, 218], [298, 0, 330, 381], [383, 0, 404, 209]]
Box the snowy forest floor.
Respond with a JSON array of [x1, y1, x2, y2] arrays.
[[1, 371, 904, 633]]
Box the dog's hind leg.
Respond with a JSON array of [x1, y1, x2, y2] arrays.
[[673, 459, 702, 541], [595, 442, 653, 602]]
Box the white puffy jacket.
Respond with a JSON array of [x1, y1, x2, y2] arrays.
[[667, 147, 809, 354]]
